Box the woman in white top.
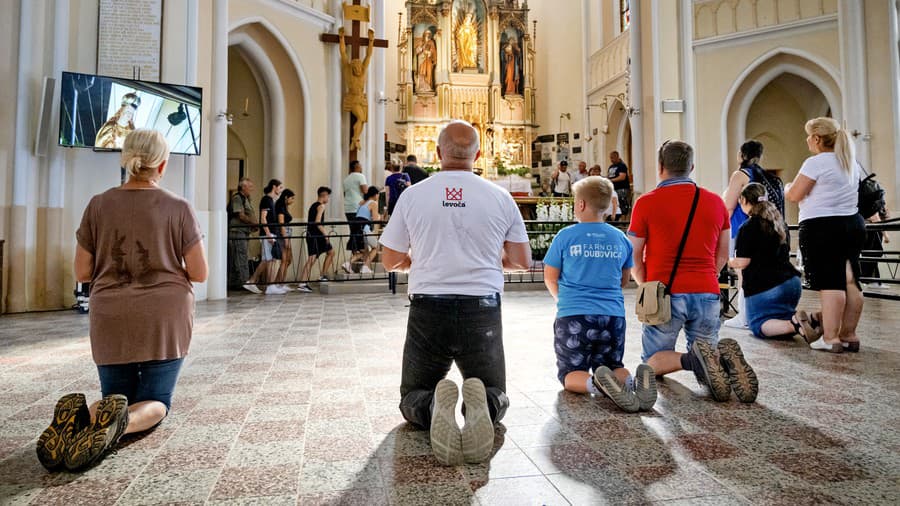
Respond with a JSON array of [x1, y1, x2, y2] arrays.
[[785, 117, 865, 353]]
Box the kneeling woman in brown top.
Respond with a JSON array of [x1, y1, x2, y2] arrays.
[[37, 129, 208, 472]]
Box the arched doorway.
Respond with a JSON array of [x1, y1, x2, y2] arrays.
[[228, 21, 307, 202], [604, 98, 633, 186], [745, 73, 830, 223], [724, 50, 841, 223]]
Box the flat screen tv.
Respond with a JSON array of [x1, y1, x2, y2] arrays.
[[58, 71, 202, 156]]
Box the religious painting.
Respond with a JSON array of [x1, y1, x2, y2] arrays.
[[412, 24, 438, 94], [452, 0, 485, 72], [500, 27, 524, 96]]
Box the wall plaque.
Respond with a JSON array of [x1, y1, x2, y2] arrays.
[[97, 0, 163, 81]]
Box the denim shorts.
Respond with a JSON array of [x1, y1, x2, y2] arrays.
[[260, 234, 276, 261], [641, 292, 720, 362], [745, 277, 801, 338], [553, 315, 626, 384], [97, 358, 185, 411]]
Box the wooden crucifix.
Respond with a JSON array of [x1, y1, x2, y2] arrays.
[[321, 0, 389, 160]]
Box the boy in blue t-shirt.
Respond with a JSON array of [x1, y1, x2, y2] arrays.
[[543, 177, 656, 412]]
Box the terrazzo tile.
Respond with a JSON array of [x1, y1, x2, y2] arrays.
[[521, 442, 607, 474], [299, 459, 383, 493], [503, 421, 579, 448], [117, 469, 220, 505], [379, 454, 466, 486], [32, 476, 131, 505], [545, 470, 647, 505], [461, 448, 542, 482], [388, 483, 477, 506], [209, 465, 301, 499], [143, 444, 231, 474], [471, 475, 569, 505], [298, 487, 389, 506], [672, 433, 744, 461], [225, 440, 306, 467]]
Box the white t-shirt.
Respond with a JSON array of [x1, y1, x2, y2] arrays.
[[343, 172, 367, 213], [797, 152, 861, 222], [555, 170, 572, 195], [379, 170, 530, 296]]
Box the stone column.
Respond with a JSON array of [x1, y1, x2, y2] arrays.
[[183, 0, 199, 206], [328, 0, 344, 220], [679, 0, 696, 148], [372, 0, 386, 184], [207, 0, 229, 300], [628, 0, 645, 192], [839, 0, 870, 167]]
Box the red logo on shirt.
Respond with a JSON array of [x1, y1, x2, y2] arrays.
[[445, 187, 463, 200]]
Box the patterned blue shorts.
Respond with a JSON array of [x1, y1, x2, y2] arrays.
[[553, 314, 626, 384]]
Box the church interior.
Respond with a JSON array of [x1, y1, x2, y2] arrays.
[[1, 0, 900, 504]]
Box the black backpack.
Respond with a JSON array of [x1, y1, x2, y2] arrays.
[[858, 168, 886, 219], [747, 165, 785, 219]]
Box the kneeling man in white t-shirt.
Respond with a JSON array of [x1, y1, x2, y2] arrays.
[[380, 120, 532, 466]]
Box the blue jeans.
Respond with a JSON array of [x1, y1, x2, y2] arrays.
[[399, 294, 508, 429], [641, 293, 721, 362], [745, 277, 801, 338], [97, 358, 185, 411]]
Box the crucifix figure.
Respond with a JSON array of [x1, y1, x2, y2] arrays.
[[320, 1, 389, 159]]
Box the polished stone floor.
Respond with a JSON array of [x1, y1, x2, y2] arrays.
[[0, 290, 898, 505]]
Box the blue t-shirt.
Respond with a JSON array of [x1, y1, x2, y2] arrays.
[[385, 172, 411, 206], [544, 222, 634, 318], [730, 167, 755, 238]]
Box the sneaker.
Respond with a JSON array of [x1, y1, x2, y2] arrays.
[[265, 285, 288, 295], [360, 265, 374, 274], [65, 394, 129, 471], [591, 367, 640, 413], [318, 276, 330, 282], [341, 262, 352, 273], [689, 340, 732, 402], [722, 314, 748, 329], [243, 283, 262, 294], [430, 379, 463, 466], [36, 393, 90, 470], [634, 364, 658, 411], [460, 378, 495, 463], [717, 338, 759, 403], [296, 283, 313, 293]]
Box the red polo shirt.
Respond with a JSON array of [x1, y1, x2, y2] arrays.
[[628, 179, 729, 294]]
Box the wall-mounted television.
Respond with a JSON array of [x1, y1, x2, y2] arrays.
[[58, 71, 202, 156]]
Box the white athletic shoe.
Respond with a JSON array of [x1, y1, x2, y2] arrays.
[[431, 379, 463, 466], [265, 285, 288, 295], [341, 262, 352, 273], [360, 265, 374, 274], [723, 314, 748, 329], [296, 284, 313, 293], [243, 283, 262, 294], [460, 378, 495, 463]]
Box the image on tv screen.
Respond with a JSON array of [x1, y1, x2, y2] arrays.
[[59, 71, 202, 156]]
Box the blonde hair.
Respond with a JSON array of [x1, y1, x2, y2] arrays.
[[805, 117, 855, 180], [573, 176, 613, 213], [121, 129, 170, 181]]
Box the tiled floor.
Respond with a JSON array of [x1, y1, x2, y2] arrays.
[[1, 289, 899, 505]]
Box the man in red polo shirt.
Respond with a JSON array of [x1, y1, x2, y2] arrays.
[[629, 141, 758, 403]]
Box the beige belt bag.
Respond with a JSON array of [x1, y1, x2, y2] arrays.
[[635, 280, 671, 325]]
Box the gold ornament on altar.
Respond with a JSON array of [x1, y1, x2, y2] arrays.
[[454, 3, 478, 69], [339, 26, 375, 151]]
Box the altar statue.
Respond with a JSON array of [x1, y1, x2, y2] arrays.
[[415, 30, 437, 92], [502, 38, 521, 95], [95, 93, 140, 149], [455, 9, 478, 69], [339, 27, 375, 151]]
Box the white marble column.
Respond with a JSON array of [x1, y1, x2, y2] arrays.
[[373, 0, 386, 184], [679, 0, 696, 149], [628, 0, 645, 191], [581, 0, 592, 166], [839, 0, 870, 168], [889, 0, 900, 206], [183, 0, 199, 206], [207, 0, 229, 300], [328, 0, 344, 219]]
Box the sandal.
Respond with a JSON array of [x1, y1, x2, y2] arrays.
[[793, 310, 821, 344], [842, 341, 860, 352]]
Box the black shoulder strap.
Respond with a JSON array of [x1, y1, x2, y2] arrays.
[[666, 185, 701, 294]]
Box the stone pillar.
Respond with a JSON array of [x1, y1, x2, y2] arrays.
[[328, 0, 344, 220], [628, 0, 645, 192], [372, 0, 386, 184], [839, 0, 870, 167], [890, 0, 900, 207], [183, 0, 199, 206], [581, 0, 591, 166], [679, 0, 696, 149], [207, 0, 229, 300]]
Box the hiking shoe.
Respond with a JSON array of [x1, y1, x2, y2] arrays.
[[634, 364, 658, 411], [461, 378, 495, 463], [430, 379, 463, 466], [65, 394, 129, 471], [242, 283, 262, 294], [592, 366, 640, 412], [296, 284, 313, 293], [36, 393, 90, 471], [689, 340, 732, 402], [717, 338, 759, 403]]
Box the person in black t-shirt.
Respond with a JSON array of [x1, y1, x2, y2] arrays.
[[274, 189, 296, 289], [607, 151, 630, 215], [729, 183, 813, 341], [402, 154, 429, 185], [245, 179, 287, 294], [298, 186, 335, 292]]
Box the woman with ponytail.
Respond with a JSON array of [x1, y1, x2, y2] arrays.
[[39, 130, 208, 471], [729, 183, 806, 340], [785, 117, 866, 352]]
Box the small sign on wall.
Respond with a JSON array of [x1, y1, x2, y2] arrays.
[[97, 0, 163, 81]]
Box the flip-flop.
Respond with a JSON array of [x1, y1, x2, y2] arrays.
[[793, 310, 820, 344]]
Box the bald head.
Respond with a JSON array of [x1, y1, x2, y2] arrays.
[[437, 120, 481, 170]]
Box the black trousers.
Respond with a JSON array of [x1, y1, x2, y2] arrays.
[[399, 295, 509, 429]]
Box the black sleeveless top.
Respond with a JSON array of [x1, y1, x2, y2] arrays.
[[307, 202, 324, 236]]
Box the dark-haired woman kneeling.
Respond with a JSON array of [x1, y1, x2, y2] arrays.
[[729, 183, 810, 340]]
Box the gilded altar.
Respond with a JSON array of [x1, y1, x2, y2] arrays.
[[395, 0, 538, 174]]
